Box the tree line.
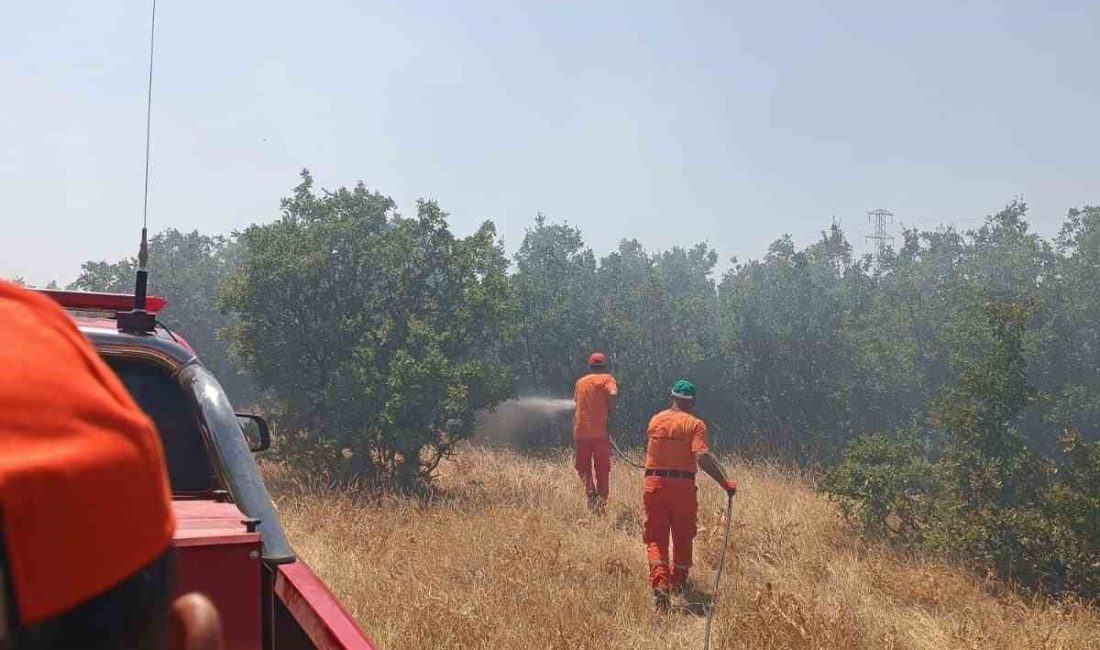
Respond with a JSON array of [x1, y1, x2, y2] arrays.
[[66, 170, 1099, 598]]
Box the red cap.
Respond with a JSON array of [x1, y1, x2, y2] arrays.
[[0, 281, 175, 626], [588, 352, 607, 367]]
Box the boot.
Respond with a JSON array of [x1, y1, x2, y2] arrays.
[[653, 588, 671, 612], [586, 491, 599, 511], [591, 495, 607, 516], [670, 571, 689, 595]]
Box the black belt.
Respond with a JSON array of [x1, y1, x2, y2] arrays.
[[645, 469, 695, 480]]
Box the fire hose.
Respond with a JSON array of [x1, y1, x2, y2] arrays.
[[608, 430, 645, 469], [608, 431, 735, 650], [704, 492, 735, 650]]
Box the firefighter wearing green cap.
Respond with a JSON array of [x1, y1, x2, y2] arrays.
[[642, 379, 737, 610]]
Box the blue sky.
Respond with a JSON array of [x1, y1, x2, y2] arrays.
[[2, 0, 1097, 285]]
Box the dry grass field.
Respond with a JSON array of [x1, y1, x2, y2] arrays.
[[264, 447, 1100, 649]]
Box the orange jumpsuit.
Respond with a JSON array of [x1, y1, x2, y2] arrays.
[[572, 372, 618, 500], [642, 407, 709, 591]]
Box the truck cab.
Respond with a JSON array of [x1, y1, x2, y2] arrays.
[[40, 290, 374, 650]]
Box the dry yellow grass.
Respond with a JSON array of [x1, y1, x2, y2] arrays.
[[264, 447, 1100, 649]]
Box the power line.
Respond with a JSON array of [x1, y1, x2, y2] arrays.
[[866, 209, 894, 268]]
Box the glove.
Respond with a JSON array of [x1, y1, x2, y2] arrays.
[[721, 479, 737, 496]]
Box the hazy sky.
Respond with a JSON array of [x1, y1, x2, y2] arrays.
[[3, 1, 1097, 285]]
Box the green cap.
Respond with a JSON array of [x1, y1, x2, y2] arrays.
[[670, 379, 697, 399]]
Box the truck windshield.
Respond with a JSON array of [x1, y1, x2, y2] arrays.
[[106, 358, 216, 494]]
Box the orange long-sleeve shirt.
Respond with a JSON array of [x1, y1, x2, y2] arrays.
[[644, 408, 709, 472], [572, 372, 618, 439]]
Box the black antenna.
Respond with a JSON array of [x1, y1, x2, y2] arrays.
[[141, 0, 156, 237], [119, 0, 158, 333], [134, 228, 149, 311]]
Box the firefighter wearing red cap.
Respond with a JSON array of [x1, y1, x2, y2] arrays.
[[643, 379, 737, 611], [0, 280, 222, 649], [572, 352, 618, 511]]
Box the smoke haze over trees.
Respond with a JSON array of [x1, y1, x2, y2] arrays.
[[66, 172, 1100, 597]]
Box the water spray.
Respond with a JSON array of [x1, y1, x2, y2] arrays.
[[509, 397, 576, 414], [496, 397, 644, 467]]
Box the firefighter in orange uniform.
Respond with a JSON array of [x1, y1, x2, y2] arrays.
[[0, 279, 223, 649], [643, 379, 737, 611], [573, 352, 618, 511]]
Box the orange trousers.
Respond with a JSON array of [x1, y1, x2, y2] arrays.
[[642, 475, 698, 590], [574, 437, 611, 499]]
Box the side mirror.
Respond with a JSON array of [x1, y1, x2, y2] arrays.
[[236, 413, 271, 452]]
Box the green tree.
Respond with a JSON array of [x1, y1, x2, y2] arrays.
[[1042, 432, 1100, 596], [826, 296, 1100, 598], [596, 240, 719, 445], [923, 301, 1051, 578], [1042, 206, 1100, 443], [716, 226, 880, 461], [819, 430, 933, 540], [510, 215, 599, 393], [221, 170, 515, 490]]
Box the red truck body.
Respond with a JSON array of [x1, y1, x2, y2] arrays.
[[174, 501, 263, 650]]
